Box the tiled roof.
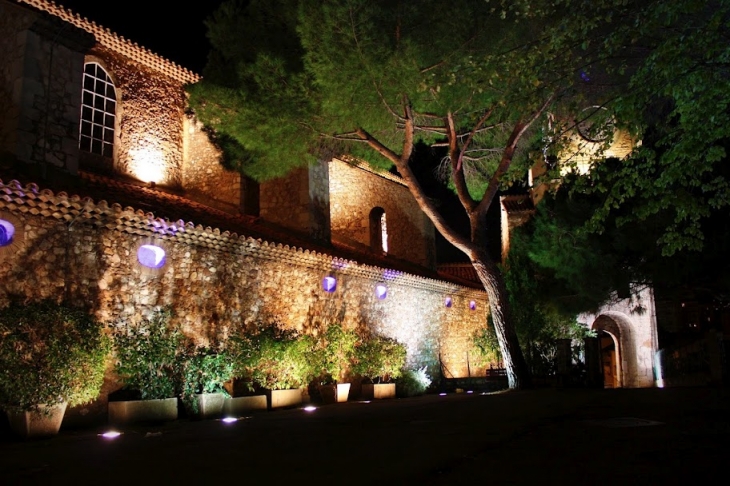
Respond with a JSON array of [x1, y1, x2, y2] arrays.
[[17, 0, 200, 84], [0, 169, 484, 292], [438, 264, 480, 285], [500, 195, 535, 213]]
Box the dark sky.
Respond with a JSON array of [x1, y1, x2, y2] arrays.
[[53, 0, 227, 73]]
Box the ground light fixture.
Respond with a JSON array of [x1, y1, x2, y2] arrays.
[[99, 431, 122, 439], [221, 417, 239, 423], [303, 406, 317, 412], [439, 392, 447, 396]]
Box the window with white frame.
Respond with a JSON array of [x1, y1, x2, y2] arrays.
[[79, 62, 116, 158]]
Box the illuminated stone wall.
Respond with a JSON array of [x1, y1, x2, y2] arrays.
[[0, 1, 91, 172], [88, 46, 185, 187], [259, 166, 315, 237], [0, 181, 488, 384], [182, 115, 242, 214], [329, 159, 437, 269]]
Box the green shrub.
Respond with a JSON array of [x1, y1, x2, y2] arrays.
[[0, 301, 111, 413], [396, 366, 432, 397], [231, 325, 315, 391], [111, 309, 183, 400], [177, 344, 234, 413], [313, 323, 360, 384], [353, 334, 407, 383]]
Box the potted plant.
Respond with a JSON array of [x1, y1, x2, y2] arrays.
[[0, 301, 111, 438], [109, 308, 183, 425], [177, 343, 234, 419], [353, 334, 406, 400], [313, 323, 360, 403], [231, 325, 315, 410]]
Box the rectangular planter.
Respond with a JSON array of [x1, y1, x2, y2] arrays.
[[6, 402, 67, 439], [192, 393, 226, 419], [108, 397, 178, 425], [268, 389, 303, 409], [319, 383, 351, 404], [361, 383, 396, 400], [223, 395, 268, 416]]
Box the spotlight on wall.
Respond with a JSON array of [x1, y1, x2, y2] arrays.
[[375, 283, 387, 300], [322, 276, 337, 293], [0, 219, 15, 247], [129, 146, 166, 184], [469, 301, 477, 311], [137, 244, 166, 269], [445, 297, 453, 308]]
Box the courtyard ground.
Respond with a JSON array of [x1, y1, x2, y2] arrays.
[[1, 386, 728, 485]]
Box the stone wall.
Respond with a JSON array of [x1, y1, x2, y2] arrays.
[[182, 115, 242, 214], [89, 46, 185, 187], [0, 179, 488, 385], [329, 159, 436, 269], [0, 2, 91, 173], [259, 166, 312, 235]]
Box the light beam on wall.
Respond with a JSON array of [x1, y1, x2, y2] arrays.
[[129, 146, 166, 184], [137, 244, 166, 269], [0, 219, 14, 247]]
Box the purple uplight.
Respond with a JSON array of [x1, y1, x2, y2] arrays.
[[469, 301, 477, 311], [137, 244, 166, 269], [445, 297, 453, 308], [0, 219, 15, 247], [375, 284, 387, 300], [322, 276, 337, 293]]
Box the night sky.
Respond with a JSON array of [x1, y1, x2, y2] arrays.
[[51, 0, 227, 73]]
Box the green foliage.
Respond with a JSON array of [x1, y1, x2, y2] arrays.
[[231, 325, 315, 390], [312, 323, 360, 384], [352, 333, 407, 383], [395, 367, 432, 398], [471, 325, 502, 367], [177, 344, 234, 413], [0, 301, 111, 413], [111, 309, 183, 400]]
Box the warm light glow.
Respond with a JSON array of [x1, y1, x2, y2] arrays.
[[222, 417, 238, 423], [0, 219, 14, 247], [137, 244, 166, 269], [322, 276, 337, 293], [303, 406, 317, 412], [100, 431, 122, 439], [380, 212, 388, 253], [375, 284, 387, 300], [129, 146, 166, 183]]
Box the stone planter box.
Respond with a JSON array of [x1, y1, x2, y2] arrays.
[[108, 397, 178, 425], [319, 383, 351, 404], [361, 383, 396, 400], [268, 389, 303, 409], [223, 395, 268, 416], [6, 402, 67, 439], [191, 393, 226, 419]]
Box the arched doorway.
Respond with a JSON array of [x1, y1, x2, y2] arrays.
[[598, 330, 621, 388]]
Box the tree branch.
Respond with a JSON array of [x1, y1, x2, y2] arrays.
[[447, 112, 478, 212]]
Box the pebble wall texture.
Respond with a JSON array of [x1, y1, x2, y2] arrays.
[[0, 180, 489, 384], [182, 115, 242, 214], [329, 160, 437, 269], [90, 46, 185, 188], [0, 2, 91, 172]]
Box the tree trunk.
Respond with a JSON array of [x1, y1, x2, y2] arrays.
[[471, 252, 532, 389]]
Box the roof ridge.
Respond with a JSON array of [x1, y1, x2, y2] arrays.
[[17, 0, 200, 84]]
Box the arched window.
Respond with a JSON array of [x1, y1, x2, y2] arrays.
[[79, 63, 116, 158], [369, 207, 388, 253]]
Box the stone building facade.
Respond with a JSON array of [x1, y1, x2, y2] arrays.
[[0, 0, 489, 414]]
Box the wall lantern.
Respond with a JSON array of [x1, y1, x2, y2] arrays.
[[445, 297, 453, 308], [375, 284, 387, 300], [0, 219, 14, 247], [469, 301, 477, 311], [137, 244, 166, 269], [322, 276, 337, 293]]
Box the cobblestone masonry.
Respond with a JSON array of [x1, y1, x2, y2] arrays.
[[0, 179, 489, 389]]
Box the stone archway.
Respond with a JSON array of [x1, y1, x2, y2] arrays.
[[578, 287, 659, 388]]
